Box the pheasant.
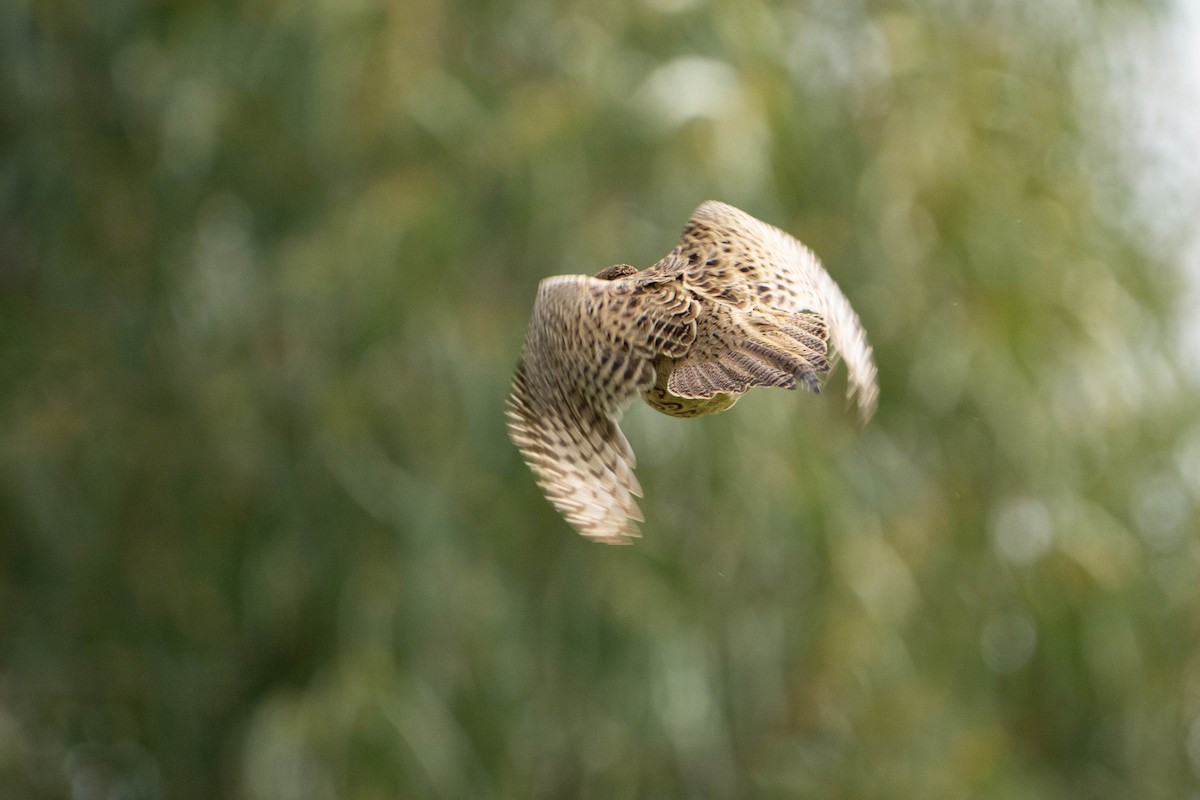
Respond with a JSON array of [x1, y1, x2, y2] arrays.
[[506, 201, 877, 543]]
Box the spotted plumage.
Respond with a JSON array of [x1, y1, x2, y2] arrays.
[[506, 201, 878, 543]]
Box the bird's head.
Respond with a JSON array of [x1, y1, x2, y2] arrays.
[[594, 263, 639, 281]]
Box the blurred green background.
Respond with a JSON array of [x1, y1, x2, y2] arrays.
[[3, 0, 1200, 797]]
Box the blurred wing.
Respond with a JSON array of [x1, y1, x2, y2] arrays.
[[506, 275, 699, 543], [669, 201, 879, 420]]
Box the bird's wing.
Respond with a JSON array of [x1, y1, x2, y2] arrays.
[[506, 274, 699, 543], [667, 201, 878, 420]]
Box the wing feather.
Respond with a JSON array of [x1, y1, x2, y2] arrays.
[[666, 304, 830, 399], [506, 274, 699, 542], [668, 201, 879, 420]]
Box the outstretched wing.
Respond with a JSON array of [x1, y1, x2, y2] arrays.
[[506, 274, 699, 543], [668, 201, 879, 420]]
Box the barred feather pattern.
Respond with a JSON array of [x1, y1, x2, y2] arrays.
[[505, 275, 699, 542], [507, 202, 878, 542], [667, 201, 879, 419]]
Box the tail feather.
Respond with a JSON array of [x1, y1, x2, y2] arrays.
[[666, 309, 831, 399]]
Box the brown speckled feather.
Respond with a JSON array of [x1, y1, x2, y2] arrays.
[[667, 201, 878, 419], [666, 305, 830, 398], [505, 274, 700, 542], [508, 202, 878, 543]]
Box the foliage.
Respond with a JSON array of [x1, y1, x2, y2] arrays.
[[2, 0, 1198, 797]]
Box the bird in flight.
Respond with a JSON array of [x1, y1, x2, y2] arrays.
[[506, 201, 877, 543]]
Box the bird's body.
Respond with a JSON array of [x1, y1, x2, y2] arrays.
[[506, 201, 878, 543]]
